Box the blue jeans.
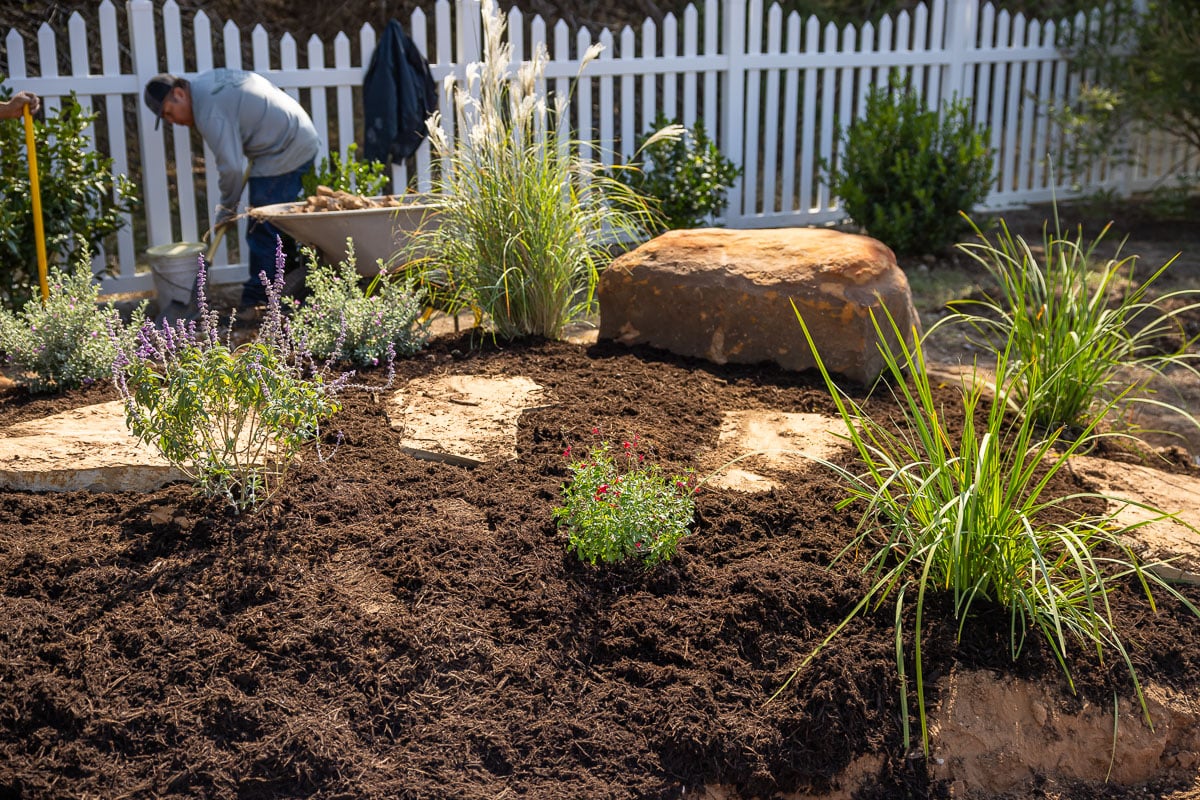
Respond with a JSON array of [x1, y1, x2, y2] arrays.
[[241, 160, 313, 306]]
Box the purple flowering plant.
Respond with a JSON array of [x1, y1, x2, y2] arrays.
[[110, 241, 379, 512], [0, 247, 146, 393], [553, 432, 696, 567]]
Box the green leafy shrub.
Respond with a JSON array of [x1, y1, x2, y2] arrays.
[[554, 436, 695, 567], [827, 77, 993, 257], [112, 247, 351, 512], [618, 113, 742, 230], [0, 247, 146, 393], [412, 0, 660, 340], [286, 241, 429, 366], [784, 303, 1200, 754], [942, 214, 1200, 433], [0, 81, 138, 308], [301, 142, 389, 198]]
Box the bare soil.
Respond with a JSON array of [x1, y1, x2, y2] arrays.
[[2, 199, 1200, 799]]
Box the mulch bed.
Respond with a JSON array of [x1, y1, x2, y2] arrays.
[[1, 333, 1199, 799]]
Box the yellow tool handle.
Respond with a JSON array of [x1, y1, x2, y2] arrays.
[[205, 223, 228, 265], [23, 105, 49, 302]]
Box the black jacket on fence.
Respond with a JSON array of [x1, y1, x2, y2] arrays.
[[362, 19, 438, 165]]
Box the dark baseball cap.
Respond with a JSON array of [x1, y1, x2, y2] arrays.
[[143, 73, 180, 130]]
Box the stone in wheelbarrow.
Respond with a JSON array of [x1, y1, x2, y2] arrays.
[[597, 227, 920, 385]]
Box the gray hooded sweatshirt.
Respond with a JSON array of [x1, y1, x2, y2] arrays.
[[190, 68, 321, 222]]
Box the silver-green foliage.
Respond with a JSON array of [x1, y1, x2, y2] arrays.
[[943, 215, 1200, 433], [782, 304, 1199, 754], [412, 0, 659, 340], [287, 242, 429, 366], [554, 439, 695, 568], [0, 250, 145, 393]]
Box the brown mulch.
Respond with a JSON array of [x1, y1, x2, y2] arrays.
[[1, 333, 1199, 799]]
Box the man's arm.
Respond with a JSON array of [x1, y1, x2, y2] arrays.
[[200, 116, 248, 227]]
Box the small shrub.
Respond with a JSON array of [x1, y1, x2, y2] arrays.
[[412, 0, 660, 340], [112, 244, 356, 512], [618, 113, 742, 230], [554, 436, 695, 568], [0, 248, 145, 393], [942, 214, 1200, 433], [0, 81, 138, 308], [301, 142, 389, 198], [827, 76, 993, 257], [784, 303, 1200, 754], [286, 241, 429, 366]]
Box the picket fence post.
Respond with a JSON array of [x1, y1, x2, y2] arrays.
[[127, 0, 174, 247], [721, 0, 747, 225], [941, 0, 977, 109], [457, 0, 482, 72]]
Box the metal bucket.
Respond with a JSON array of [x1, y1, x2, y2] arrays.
[[145, 242, 204, 306]]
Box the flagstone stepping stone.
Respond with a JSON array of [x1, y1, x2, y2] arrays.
[[598, 227, 920, 385], [703, 410, 846, 492], [1070, 455, 1200, 585], [0, 400, 185, 493], [387, 375, 549, 466]]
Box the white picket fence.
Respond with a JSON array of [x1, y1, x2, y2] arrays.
[[2, 0, 1195, 294]]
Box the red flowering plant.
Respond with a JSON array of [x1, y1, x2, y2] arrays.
[[553, 433, 695, 567]]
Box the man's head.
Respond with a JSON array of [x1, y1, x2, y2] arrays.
[[143, 74, 193, 129]]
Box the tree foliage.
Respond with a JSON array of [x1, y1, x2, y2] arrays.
[[1064, 0, 1200, 160]]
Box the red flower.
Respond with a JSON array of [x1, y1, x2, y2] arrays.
[[622, 441, 632, 450], [591, 426, 599, 435], [563, 446, 572, 458]]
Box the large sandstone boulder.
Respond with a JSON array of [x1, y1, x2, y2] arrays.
[[598, 228, 920, 384]]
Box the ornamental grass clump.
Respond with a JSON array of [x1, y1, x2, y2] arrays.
[[412, 0, 663, 340], [286, 240, 429, 367], [782, 304, 1199, 755], [554, 436, 695, 568], [944, 214, 1200, 434], [112, 244, 360, 512], [0, 248, 145, 393]]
